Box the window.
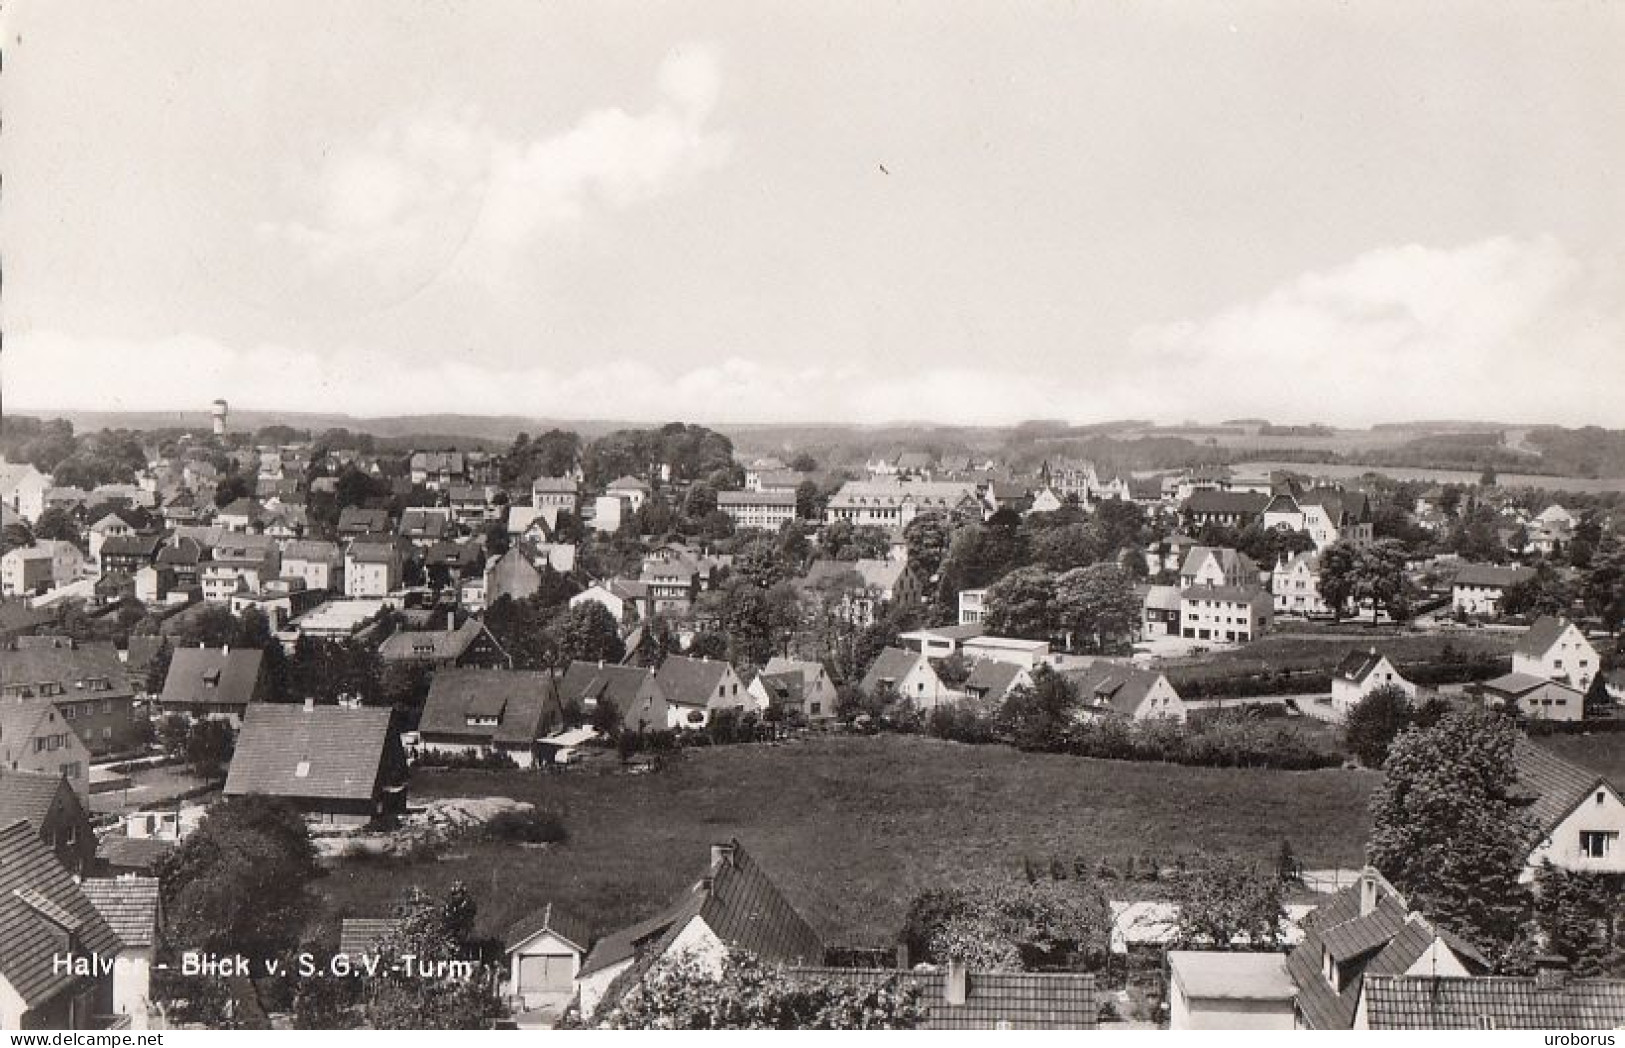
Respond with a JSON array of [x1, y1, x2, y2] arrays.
[[1579, 831, 1617, 859]]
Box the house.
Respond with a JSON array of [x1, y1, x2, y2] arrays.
[[824, 478, 983, 528], [0, 769, 96, 875], [576, 840, 825, 1020], [1180, 546, 1262, 589], [556, 661, 669, 734], [409, 450, 466, 490], [982, 481, 1032, 515], [280, 540, 344, 593], [154, 536, 207, 588], [531, 476, 580, 519], [570, 578, 652, 627], [897, 623, 985, 659], [741, 457, 786, 491], [79, 877, 162, 1029], [1450, 563, 1536, 617], [0, 638, 142, 756], [1271, 551, 1328, 617], [484, 547, 544, 604], [0, 460, 50, 522], [1142, 585, 1182, 638], [1029, 487, 1064, 514], [716, 490, 797, 531], [417, 669, 561, 768], [1475, 672, 1585, 722], [591, 494, 631, 534], [398, 508, 454, 546], [2, 541, 88, 597], [1062, 663, 1186, 722], [214, 497, 265, 533], [1043, 458, 1100, 501], [654, 655, 754, 728], [959, 635, 1050, 669], [503, 903, 592, 1016], [158, 646, 267, 724], [754, 470, 808, 495], [1262, 488, 1373, 550], [1168, 951, 1296, 1030], [1514, 740, 1625, 879], [344, 539, 403, 598], [224, 702, 406, 825], [336, 506, 391, 538], [1330, 649, 1416, 718], [86, 510, 144, 564], [0, 819, 122, 1029], [200, 538, 280, 603], [1179, 586, 1273, 643], [796, 963, 1099, 1029], [378, 616, 510, 669], [605, 476, 650, 512], [1358, 970, 1625, 1029], [335, 917, 398, 961], [446, 485, 497, 526], [961, 659, 1032, 705], [1144, 533, 1200, 576], [1512, 615, 1599, 692], [422, 540, 484, 584], [1184, 490, 1270, 529], [0, 701, 91, 796], [859, 647, 957, 710], [642, 559, 702, 615], [958, 588, 988, 626], [757, 657, 838, 723]]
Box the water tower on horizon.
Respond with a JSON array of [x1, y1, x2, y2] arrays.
[[211, 399, 229, 437]]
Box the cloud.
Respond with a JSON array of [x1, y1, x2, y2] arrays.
[[1122, 235, 1623, 424], [257, 44, 730, 279]]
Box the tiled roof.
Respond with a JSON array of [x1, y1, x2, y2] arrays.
[[160, 647, 264, 709], [531, 477, 578, 493], [224, 704, 396, 801], [795, 967, 1098, 1029], [337, 507, 391, 532], [99, 534, 163, 558], [963, 659, 1025, 699], [0, 640, 134, 700], [378, 618, 487, 662], [579, 910, 681, 977], [0, 819, 121, 1009], [1185, 490, 1270, 515], [504, 902, 592, 953], [96, 835, 176, 872], [1452, 564, 1536, 589], [1362, 974, 1625, 1030], [1180, 585, 1270, 605], [79, 877, 161, 948], [1479, 671, 1577, 698], [1512, 615, 1572, 658], [0, 769, 74, 831], [1334, 649, 1385, 684], [1060, 663, 1169, 717], [654, 656, 734, 708], [1515, 739, 1610, 833], [607, 475, 650, 491], [281, 540, 342, 565], [418, 668, 557, 745], [338, 918, 399, 958], [860, 647, 924, 695], [346, 540, 401, 565], [557, 662, 661, 714]]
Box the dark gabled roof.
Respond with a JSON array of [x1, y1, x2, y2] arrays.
[[1512, 615, 1575, 658], [963, 659, 1026, 699], [607, 475, 649, 491], [860, 647, 924, 695], [338, 918, 399, 958], [418, 668, 556, 745], [337, 506, 391, 532], [579, 909, 682, 977], [654, 655, 734, 708], [99, 534, 164, 558], [1179, 584, 1270, 606], [503, 902, 592, 954], [0, 640, 135, 700], [160, 647, 264, 709], [224, 704, 395, 801], [794, 967, 1098, 1029], [0, 819, 122, 1010], [557, 661, 661, 713], [79, 877, 161, 948], [1515, 739, 1613, 833], [1059, 663, 1172, 717], [0, 769, 77, 831], [378, 618, 488, 663], [1480, 671, 1580, 699], [95, 834, 176, 873], [1451, 563, 1536, 589], [1334, 649, 1386, 684], [397, 508, 452, 535], [1362, 974, 1625, 1030]]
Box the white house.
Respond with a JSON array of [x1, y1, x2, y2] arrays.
[[605, 476, 650, 512], [1450, 563, 1535, 617], [1179, 587, 1272, 643], [1, 540, 86, 597], [0, 460, 50, 522], [1272, 551, 1330, 617], [591, 494, 630, 534], [958, 588, 988, 626], [344, 541, 402, 598], [1261, 488, 1373, 550], [1330, 649, 1416, 718], [1512, 615, 1599, 692], [1063, 663, 1187, 723], [860, 647, 958, 710], [824, 478, 983, 528], [1515, 741, 1625, 880], [716, 490, 797, 531], [1179, 546, 1261, 589], [1168, 951, 1296, 1031]]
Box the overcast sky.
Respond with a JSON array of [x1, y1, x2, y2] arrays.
[[3, 1, 1622, 427]]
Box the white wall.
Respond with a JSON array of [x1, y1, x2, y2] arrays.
[[1525, 784, 1625, 879]]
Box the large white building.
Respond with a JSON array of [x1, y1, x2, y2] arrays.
[[716, 490, 797, 531], [824, 478, 982, 528]]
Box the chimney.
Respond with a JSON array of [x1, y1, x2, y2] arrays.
[[944, 960, 968, 1006], [1535, 957, 1568, 992], [1358, 866, 1380, 916], [222, 644, 229, 656], [895, 943, 910, 971], [304, 697, 315, 712], [709, 842, 736, 873]]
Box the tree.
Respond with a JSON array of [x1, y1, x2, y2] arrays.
[[902, 513, 952, 582], [900, 875, 1109, 971], [1366, 708, 1538, 951], [156, 795, 320, 961], [996, 666, 1077, 751], [1531, 863, 1625, 977], [981, 565, 1057, 640], [1343, 683, 1415, 768], [682, 482, 718, 522], [549, 603, 625, 665], [32, 506, 78, 542], [1580, 538, 1625, 631], [598, 952, 925, 1030], [1052, 562, 1140, 653], [1167, 853, 1286, 950], [794, 479, 825, 521], [1501, 564, 1574, 619], [366, 883, 503, 1030], [184, 718, 236, 778], [1317, 539, 1410, 623]]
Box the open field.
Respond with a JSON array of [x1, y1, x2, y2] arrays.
[[1534, 733, 1625, 783], [1157, 632, 1513, 686], [1237, 459, 1625, 494], [313, 734, 1378, 948]]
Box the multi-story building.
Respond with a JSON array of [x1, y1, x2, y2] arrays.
[[1, 540, 87, 597], [200, 540, 281, 603], [824, 478, 982, 528], [717, 490, 797, 531], [1450, 563, 1536, 617], [281, 540, 345, 593], [1262, 487, 1374, 550], [1272, 551, 1331, 616], [958, 588, 988, 626], [531, 476, 580, 520], [0, 638, 142, 758], [1512, 615, 1600, 692], [345, 540, 403, 598], [1179, 587, 1273, 643]]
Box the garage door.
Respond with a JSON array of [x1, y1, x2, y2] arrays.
[[519, 953, 573, 995]]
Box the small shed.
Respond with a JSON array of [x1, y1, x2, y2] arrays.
[[504, 903, 591, 1012]]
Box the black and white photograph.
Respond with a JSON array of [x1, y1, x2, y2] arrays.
[[1, 0, 1623, 1035]]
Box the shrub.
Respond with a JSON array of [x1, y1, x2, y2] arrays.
[[483, 808, 568, 845]]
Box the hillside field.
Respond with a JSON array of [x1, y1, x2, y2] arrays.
[[314, 734, 1379, 948]]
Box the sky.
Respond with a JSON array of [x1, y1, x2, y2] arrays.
[[2, 0, 1622, 428]]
